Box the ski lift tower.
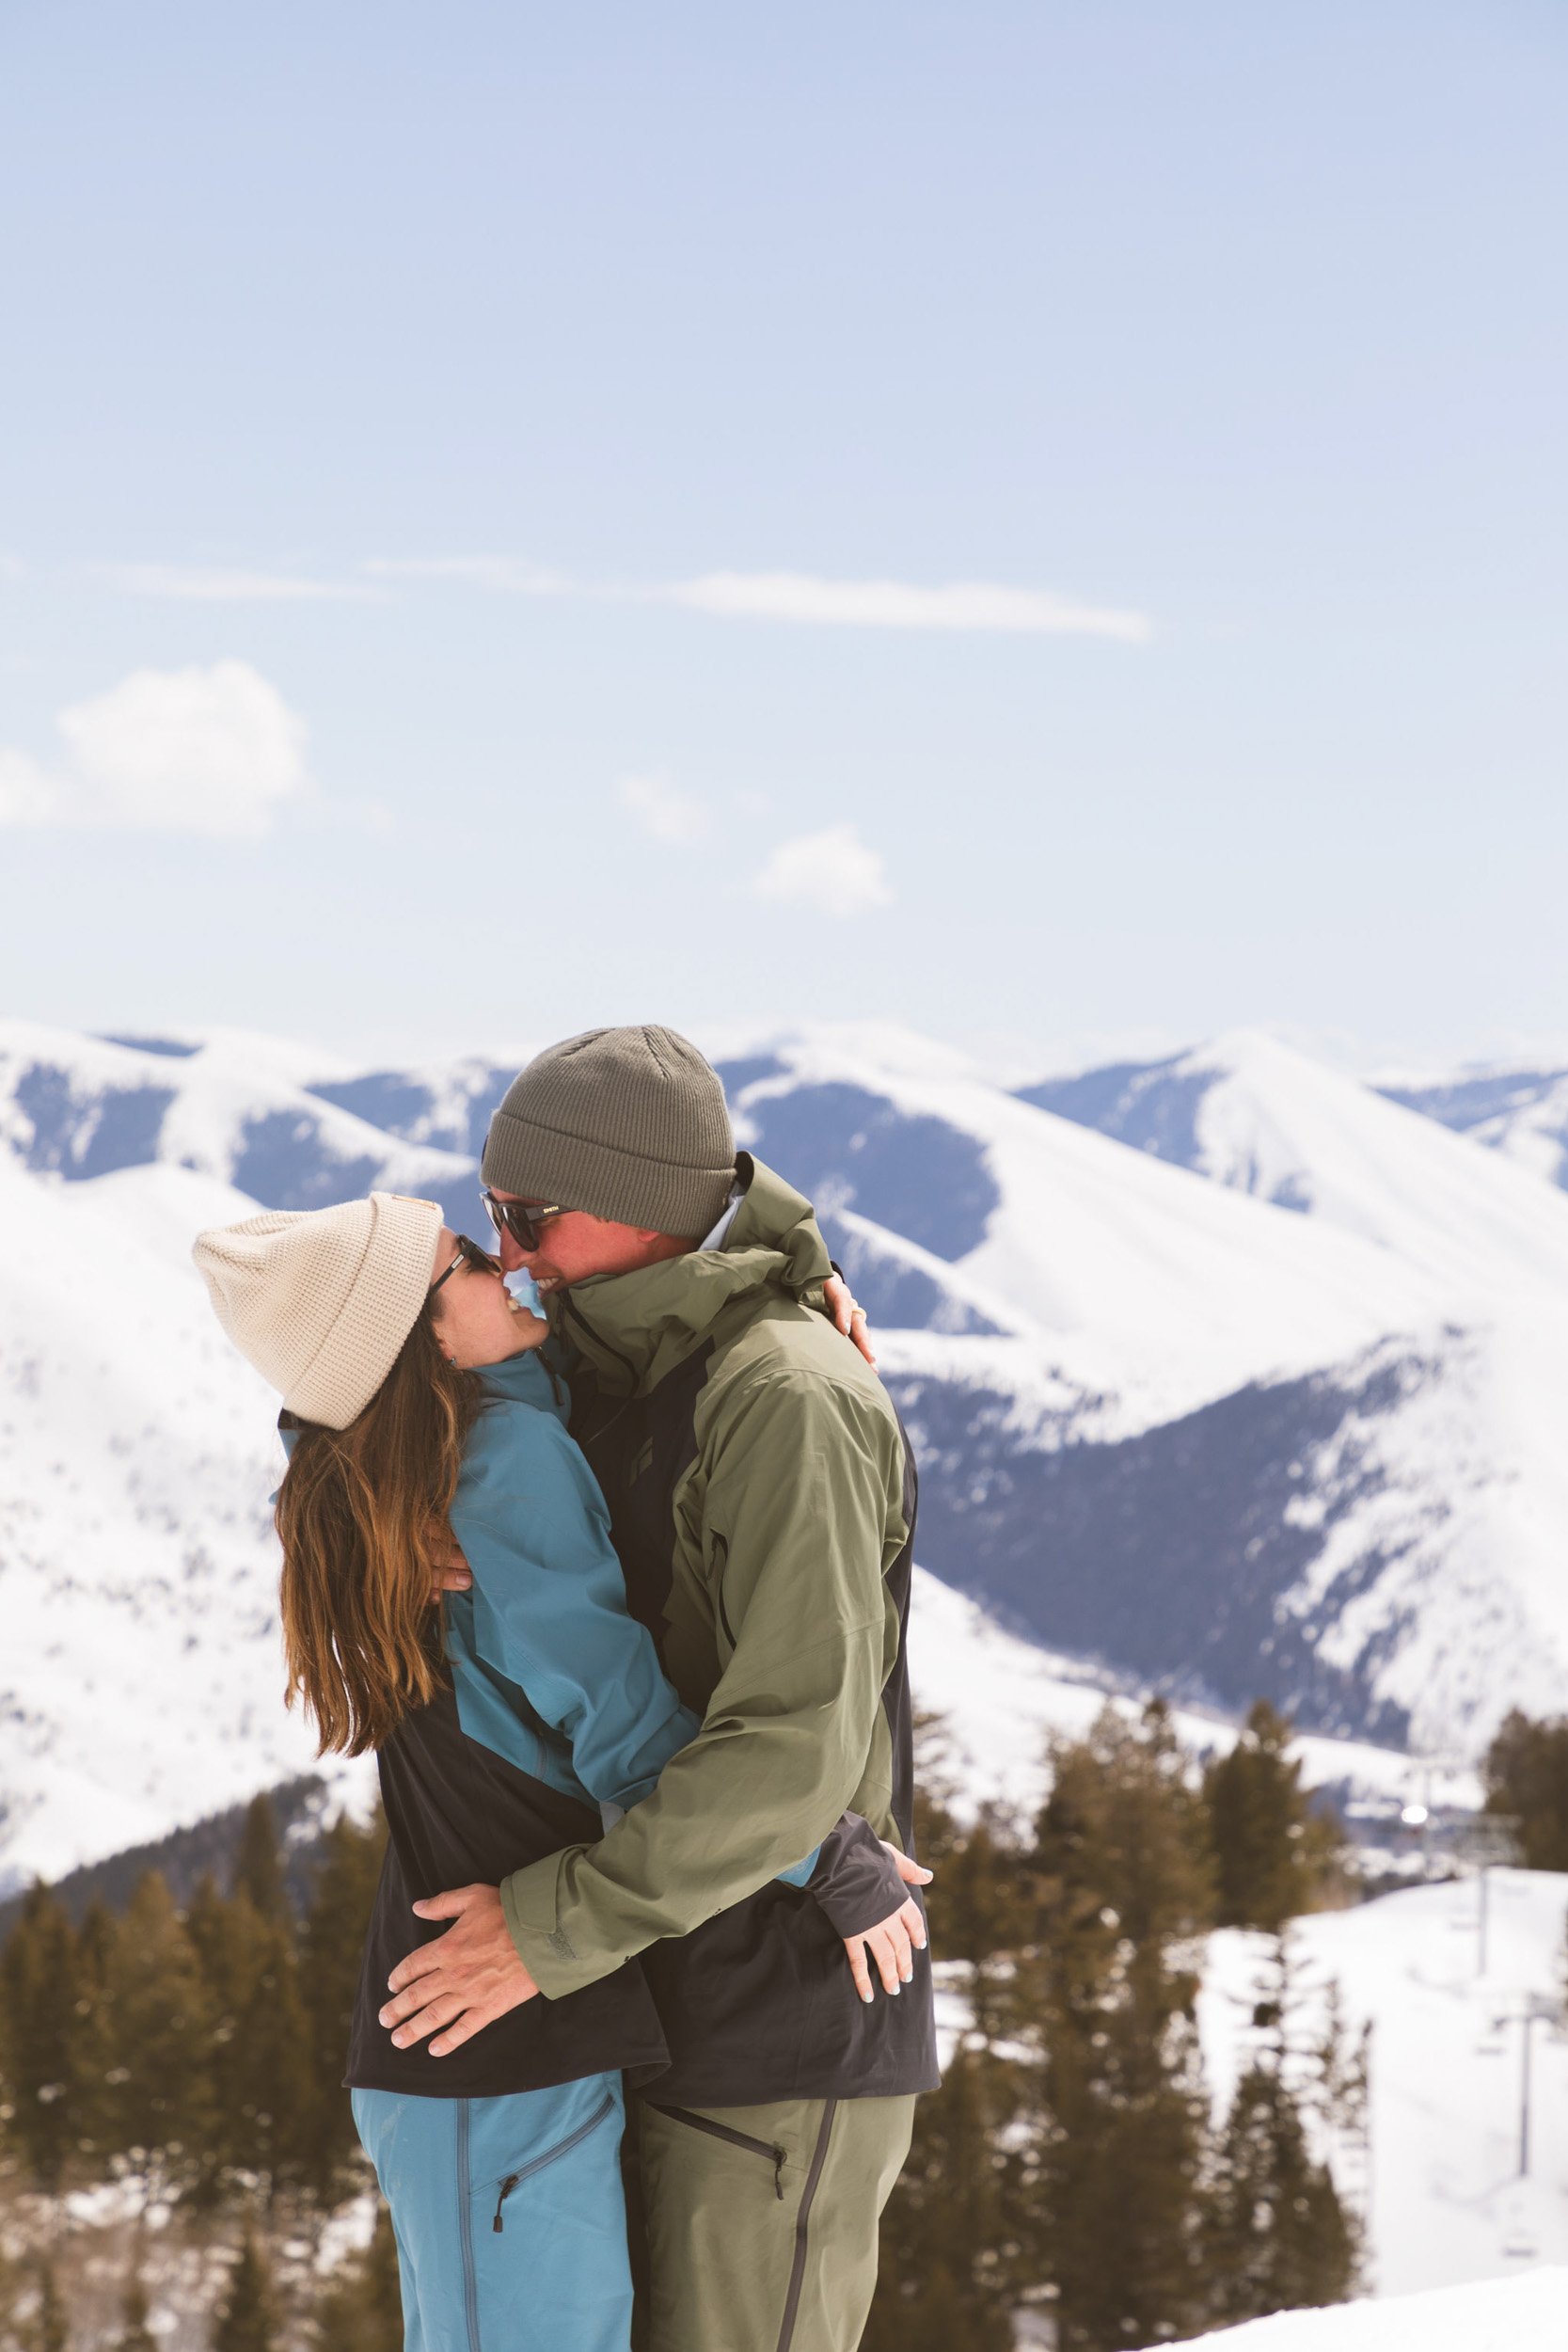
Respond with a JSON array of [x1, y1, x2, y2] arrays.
[[1447, 1813, 1521, 1978]]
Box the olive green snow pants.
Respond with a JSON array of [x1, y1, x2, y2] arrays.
[[630, 2092, 916, 2352]]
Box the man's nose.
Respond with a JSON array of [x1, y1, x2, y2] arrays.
[[499, 1230, 527, 1274]]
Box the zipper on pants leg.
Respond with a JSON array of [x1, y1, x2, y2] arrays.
[[456, 2099, 483, 2352], [775, 2100, 837, 2352], [490, 2087, 619, 2233], [645, 2102, 788, 2200]]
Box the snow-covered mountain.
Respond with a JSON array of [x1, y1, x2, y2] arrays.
[[7, 1012, 1568, 1892], [0, 1151, 366, 1889], [1380, 1062, 1568, 1193], [1028, 1026, 1568, 1208], [0, 1019, 473, 1210]]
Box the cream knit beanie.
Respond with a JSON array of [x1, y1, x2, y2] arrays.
[[192, 1192, 446, 1430]]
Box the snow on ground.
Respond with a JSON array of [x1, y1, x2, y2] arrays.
[[1151, 2265, 1568, 2352], [1197, 1874, 1568, 2300]]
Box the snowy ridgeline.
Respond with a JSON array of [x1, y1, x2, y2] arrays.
[[1146, 2265, 1568, 2352], [0, 1025, 1512, 1897], [9, 1012, 1568, 1775]]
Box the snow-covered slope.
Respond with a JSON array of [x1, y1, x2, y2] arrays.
[[0, 1153, 357, 1891], [1381, 1062, 1568, 1194], [1020, 1027, 1568, 1299], [717, 1029, 1568, 1748], [1198, 1874, 1568, 2301], [907, 1569, 1479, 1822], [10, 1013, 1568, 1770], [0, 1019, 472, 1210], [726, 1032, 1442, 1432], [1152, 2267, 1568, 2352]]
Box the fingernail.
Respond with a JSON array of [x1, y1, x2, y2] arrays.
[[862, 1988, 875, 2004]]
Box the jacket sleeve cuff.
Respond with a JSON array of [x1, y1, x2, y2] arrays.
[[499, 1852, 607, 2000], [806, 1813, 911, 1937]]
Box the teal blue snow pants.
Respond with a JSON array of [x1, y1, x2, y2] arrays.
[[352, 2074, 631, 2352]]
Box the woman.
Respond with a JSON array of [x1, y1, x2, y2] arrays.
[[193, 1189, 887, 2352]]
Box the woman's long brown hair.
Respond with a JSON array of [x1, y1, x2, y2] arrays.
[[275, 1311, 484, 1756]]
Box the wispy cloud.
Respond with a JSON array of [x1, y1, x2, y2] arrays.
[[99, 563, 384, 604], [358, 555, 1152, 642], [753, 823, 894, 917], [616, 773, 709, 844], [0, 661, 312, 837], [667, 570, 1151, 642], [363, 555, 571, 595]]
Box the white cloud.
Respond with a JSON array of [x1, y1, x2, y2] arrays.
[[0, 661, 310, 837], [363, 556, 571, 595], [616, 773, 709, 844], [667, 570, 1151, 642], [361, 554, 1151, 642], [102, 564, 382, 604], [753, 823, 894, 917]]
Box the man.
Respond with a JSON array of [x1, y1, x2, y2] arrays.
[[378, 1025, 939, 2352]]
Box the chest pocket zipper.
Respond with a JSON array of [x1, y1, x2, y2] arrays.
[[491, 2088, 619, 2233], [646, 2101, 787, 2200]]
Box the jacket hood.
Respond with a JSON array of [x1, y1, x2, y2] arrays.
[[547, 1153, 834, 1392]]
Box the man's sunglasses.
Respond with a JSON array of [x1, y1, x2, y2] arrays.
[[482, 1190, 570, 1254], [430, 1232, 501, 1295]]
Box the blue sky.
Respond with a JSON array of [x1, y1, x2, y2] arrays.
[[1, 2, 1563, 1071]]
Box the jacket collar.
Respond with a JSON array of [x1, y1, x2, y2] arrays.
[[547, 1153, 833, 1393]]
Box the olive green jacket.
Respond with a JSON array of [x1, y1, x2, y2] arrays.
[[499, 1159, 912, 2003]]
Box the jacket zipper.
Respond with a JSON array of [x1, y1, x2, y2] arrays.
[[491, 2087, 619, 2233], [775, 2100, 837, 2352], [456, 2100, 483, 2352], [646, 2102, 787, 2201]]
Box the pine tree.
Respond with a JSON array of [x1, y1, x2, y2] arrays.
[[232, 1794, 291, 1928], [212, 2233, 282, 2352], [95, 1873, 217, 2194], [71, 1899, 122, 2174], [310, 2205, 404, 2352], [34, 2259, 69, 2352], [0, 1887, 84, 2188], [189, 1879, 312, 2198], [1009, 1702, 1217, 2352], [113, 2265, 157, 2352], [296, 1807, 387, 2201], [1203, 1701, 1339, 1932], [863, 1743, 1034, 2352], [1204, 2067, 1357, 2320], [863, 2048, 1021, 2352], [1484, 1709, 1568, 1870], [1201, 1937, 1362, 2323]]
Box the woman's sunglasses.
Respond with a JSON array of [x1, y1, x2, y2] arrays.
[[481, 1190, 569, 1253], [429, 1232, 501, 1295]]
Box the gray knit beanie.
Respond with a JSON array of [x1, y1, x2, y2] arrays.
[[482, 1025, 736, 1238]]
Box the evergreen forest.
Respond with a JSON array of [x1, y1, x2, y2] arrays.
[[0, 1692, 1484, 2351]]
